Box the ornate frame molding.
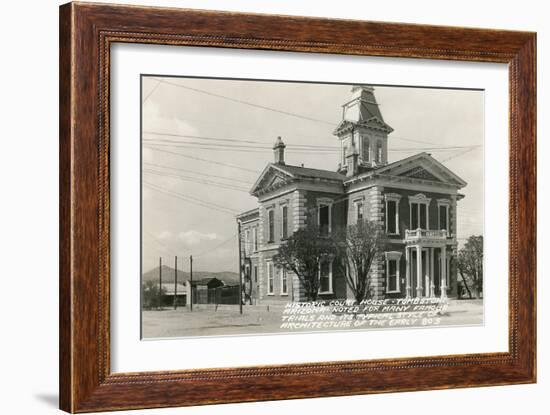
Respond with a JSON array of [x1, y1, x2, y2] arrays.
[[60, 2, 536, 412]]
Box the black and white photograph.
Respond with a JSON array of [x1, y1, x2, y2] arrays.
[[140, 77, 484, 339], [2, 0, 543, 413]]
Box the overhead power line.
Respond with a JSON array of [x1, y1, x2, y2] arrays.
[[143, 141, 480, 155], [440, 146, 480, 163], [143, 131, 479, 152], [145, 146, 261, 174], [193, 233, 239, 258], [143, 134, 479, 151], [143, 229, 177, 256], [143, 162, 254, 185], [144, 143, 297, 154], [143, 169, 250, 193], [143, 134, 338, 149], [151, 78, 337, 126], [147, 79, 478, 148], [143, 181, 241, 216], [142, 80, 162, 103], [389, 135, 439, 146], [143, 131, 262, 145]]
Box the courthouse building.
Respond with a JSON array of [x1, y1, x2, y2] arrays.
[[236, 86, 467, 304]]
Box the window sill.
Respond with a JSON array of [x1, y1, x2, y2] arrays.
[[386, 290, 401, 294], [267, 293, 274, 296], [318, 291, 333, 295], [280, 293, 288, 296]]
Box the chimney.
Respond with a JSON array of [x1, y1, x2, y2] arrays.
[[346, 143, 359, 177], [273, 136, 286, 165]]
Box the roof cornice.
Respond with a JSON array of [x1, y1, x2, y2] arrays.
[[333, 117, 394, 136]]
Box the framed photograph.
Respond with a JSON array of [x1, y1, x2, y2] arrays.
[[59, 2, 536, 412]]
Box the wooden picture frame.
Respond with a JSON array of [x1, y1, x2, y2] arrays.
[[59, 2, 536, 412]]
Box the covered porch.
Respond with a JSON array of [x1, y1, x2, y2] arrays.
[[404, 229, 451, 299]]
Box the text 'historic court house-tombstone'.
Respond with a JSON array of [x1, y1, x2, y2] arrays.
[[237, 85, 468, 304]]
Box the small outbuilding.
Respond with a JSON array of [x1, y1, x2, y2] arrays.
[[158, 282, 187, 307]]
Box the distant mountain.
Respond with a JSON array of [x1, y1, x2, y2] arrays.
[[142, 265, 240, 286]]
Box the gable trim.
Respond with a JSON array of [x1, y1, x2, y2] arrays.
[[250, 164, 294, 195], [379, 153, 467, 186], [344, 152, 467, 188]]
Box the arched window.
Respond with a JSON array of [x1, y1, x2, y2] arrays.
[[376, 141, 383, 163], [363, 138, 370, 161]]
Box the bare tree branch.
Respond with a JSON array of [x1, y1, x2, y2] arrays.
[[273, 224, 335, 301], [457, 235, 483, 298], [329, 219, 386, 303]]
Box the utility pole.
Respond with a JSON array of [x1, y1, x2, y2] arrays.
[[174, 256, 178, 310], [237, 220, 243, 314], [189, 255, 193, 312], [158, 256, 162, 310]]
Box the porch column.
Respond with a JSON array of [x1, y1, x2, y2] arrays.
[[405, 246, 411, 298], [429, 247, 435, 297], [416, 245, 423, 297], [440, 246, 447, 299]]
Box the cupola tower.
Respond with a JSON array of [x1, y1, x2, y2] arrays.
[[333, 85, 394, 175]]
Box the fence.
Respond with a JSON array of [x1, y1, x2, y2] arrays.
[[192, 285, 240, 305]]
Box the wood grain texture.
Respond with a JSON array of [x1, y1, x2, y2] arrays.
[[59, 2, 537, 412]]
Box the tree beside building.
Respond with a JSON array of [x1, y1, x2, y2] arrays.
[[457, 235, 483, 298]]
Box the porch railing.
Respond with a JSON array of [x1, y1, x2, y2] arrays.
[[405, 229, 448, 240]]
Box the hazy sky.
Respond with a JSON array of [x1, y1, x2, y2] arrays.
[[141, 77, 484, 274]]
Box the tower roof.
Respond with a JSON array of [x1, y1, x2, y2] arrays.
[[334, 85, 393, 135], [346, 85, 384, 122]]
